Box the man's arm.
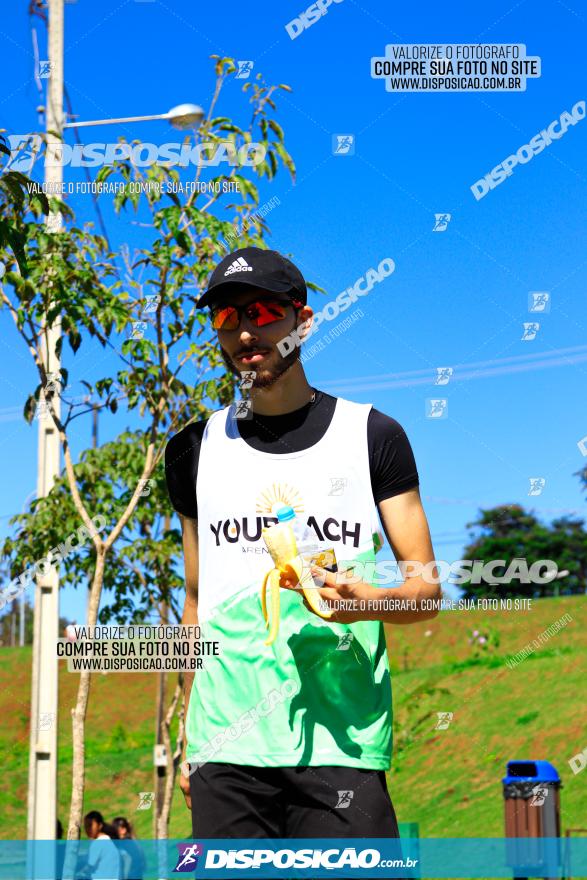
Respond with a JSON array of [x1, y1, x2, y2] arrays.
[[373, 486, 441, 622], [302, 487, 442, 624], [178, 514, 198, 809]]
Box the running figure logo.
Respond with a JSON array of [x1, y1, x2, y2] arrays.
[[529, 292, 550, 313], [38, 712, 56, 731], [45, 371, 62, 396], [174, 843, 204, 872], [234, 399, 253, 419], [332, 134, 355, 155], [35, 400, 52, 421], [521, 322, 539, 341], [335, 790, 354, 808], [529, 785, 548, 806], [528, 477, 545, 496], [131, 321, 147, 339], [236, 61, 254, 79], [337, 633, 354, 651], [137, 792, 155, 810], [238, 371, 256, 391], [435, 712, 453, 730], [426, 398, 448, 419], [3, 134, 43, 174], [434, 367, 453, 386], [142, 294, 161, 315], [433, 213, 451, 232], [328, 477, 347, 496]]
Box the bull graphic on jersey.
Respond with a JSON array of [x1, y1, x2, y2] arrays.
[[288, 625, 389, 764]]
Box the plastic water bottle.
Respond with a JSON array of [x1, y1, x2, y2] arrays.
[[275, 506, 315, 555], [275, 506, 337, 572]]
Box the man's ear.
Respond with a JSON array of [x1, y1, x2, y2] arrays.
[[294, 305, 314, 344]]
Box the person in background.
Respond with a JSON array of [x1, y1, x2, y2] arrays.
[[112, 817, 145, 880], [102, 822, 120, 840], [83, 811, 121, 880]]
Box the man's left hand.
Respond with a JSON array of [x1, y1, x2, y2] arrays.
[[281, 564, 378, 623]]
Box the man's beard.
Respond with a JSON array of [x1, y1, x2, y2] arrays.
[[219, 343, 301, 390]]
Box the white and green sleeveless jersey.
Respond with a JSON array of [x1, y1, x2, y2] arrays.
[[187, 395, 392, 769]]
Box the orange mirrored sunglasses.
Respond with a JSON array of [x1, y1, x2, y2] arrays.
[[210, 297, 301, 330]]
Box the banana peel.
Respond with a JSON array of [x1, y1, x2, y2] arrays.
[[261, 527, 333, 645]]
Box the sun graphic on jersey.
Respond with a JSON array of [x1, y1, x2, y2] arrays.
[[256, 483, 304, 517]]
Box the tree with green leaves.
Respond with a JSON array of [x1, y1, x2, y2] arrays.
[[2, 432, 186, 838], [0, 55, 297, 841], [460, 504, 587, 598]]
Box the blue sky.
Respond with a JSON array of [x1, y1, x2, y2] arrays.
[[1, 0, 586, 624]]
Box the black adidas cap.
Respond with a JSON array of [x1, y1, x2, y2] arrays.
[[196, 246, 307, 309]]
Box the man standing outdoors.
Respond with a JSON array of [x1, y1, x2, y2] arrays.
[[165, 246, 440, 840]]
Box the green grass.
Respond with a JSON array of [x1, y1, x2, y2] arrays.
[[1, 595, 585, 839], [385, 595, 586, 836]]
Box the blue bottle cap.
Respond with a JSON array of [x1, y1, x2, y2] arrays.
[[276, 506, 295, 522]]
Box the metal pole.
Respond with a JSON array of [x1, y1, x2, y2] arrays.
[[64, 112, 169, 128], [27, 0, 63, 847]]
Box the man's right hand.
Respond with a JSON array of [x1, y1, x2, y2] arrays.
[[179, 760, 192, 810]]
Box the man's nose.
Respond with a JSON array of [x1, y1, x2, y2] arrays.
[[238, 315, 260, 341]]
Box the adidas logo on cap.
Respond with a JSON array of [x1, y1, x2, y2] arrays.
[[224, 257, 253, 276]]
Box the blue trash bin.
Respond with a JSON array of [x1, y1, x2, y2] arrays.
[[502, 760, 562, 878]]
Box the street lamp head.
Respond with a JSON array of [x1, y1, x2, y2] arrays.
[[167, 103, 205, 130]]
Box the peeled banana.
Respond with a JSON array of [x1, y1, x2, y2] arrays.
[[260, 527, 333, 645]]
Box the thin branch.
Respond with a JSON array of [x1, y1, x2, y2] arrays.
[[1, 287, 45, 374], [60, 440, 105, 553]]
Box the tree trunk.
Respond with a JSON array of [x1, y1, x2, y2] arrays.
[[157, 679, 184, 839], [152, 678, 184, 880], [153, 632, 167, 838], [66, 548, 107, 840]]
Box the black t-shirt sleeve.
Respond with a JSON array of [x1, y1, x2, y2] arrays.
[[164, 420, 208, 520], [367, 408, 420, 505]]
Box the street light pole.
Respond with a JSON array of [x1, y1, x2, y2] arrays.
[[27, 0, 63, 847], [63, 103, 204, 130], [65, 112, 172, 128]]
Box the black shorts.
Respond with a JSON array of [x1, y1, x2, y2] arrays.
[[188, 761, 401, 839]]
